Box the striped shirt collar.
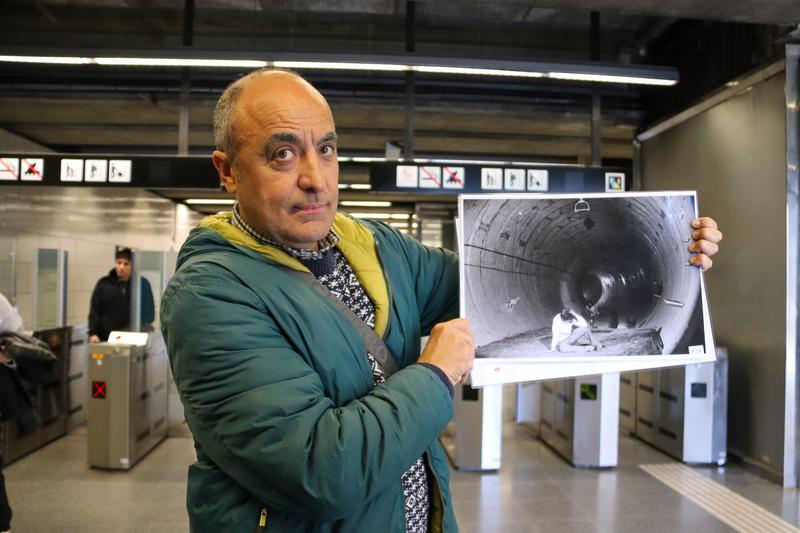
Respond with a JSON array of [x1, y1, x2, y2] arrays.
[[230, 202, 339, 261]]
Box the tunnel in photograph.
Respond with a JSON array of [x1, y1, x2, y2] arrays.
[[462, 194, 702, 357]]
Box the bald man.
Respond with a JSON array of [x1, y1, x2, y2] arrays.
[[161, 69, 474, 532]]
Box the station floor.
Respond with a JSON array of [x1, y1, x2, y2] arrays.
[[5, 418, 800, 532]]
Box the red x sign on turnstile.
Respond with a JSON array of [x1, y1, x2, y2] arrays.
[[92, 381, 107, 399]]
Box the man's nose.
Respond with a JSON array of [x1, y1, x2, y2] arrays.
[[297, 153, 326, 192]]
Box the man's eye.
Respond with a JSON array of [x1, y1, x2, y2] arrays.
[[274, 149, 294, 161], [320, 145, 336, 156]]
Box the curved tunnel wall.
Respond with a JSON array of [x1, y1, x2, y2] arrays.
[[463, 195, 700, 354]]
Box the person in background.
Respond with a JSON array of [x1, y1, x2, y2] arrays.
[[88, 247, 154, 343], [0, 293, 22, 337], [0, 292, 58, 533], [0, 292, 22, 533]]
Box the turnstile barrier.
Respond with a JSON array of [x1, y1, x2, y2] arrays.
[[86, 332, 168, 470]]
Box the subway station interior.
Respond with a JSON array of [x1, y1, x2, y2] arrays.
[[1, 1, 800, 532]]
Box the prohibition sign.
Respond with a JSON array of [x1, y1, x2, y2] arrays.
[[21, 158, 44, 181], [419, 166, 441, 188], [442, 166, 465, 189]]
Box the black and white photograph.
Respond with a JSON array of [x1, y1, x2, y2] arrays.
[[459, 191, 715, 384]]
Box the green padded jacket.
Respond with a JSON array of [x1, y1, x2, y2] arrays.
[[161, 211, 460, 532]]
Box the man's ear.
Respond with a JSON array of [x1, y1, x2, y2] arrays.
[[212, 150, 236, 194]]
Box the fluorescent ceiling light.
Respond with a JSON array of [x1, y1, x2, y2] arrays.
[[390, 213, 411, 220], [185, 198, 235, 204], [389, 222, 410, 228], [274, 61, 406, 72], [547, 72, 676, 86], [414, 65, 544, 78], [350, 184, 372, 190], [0, 55, 92, 64], [0, 55, 678, 86], [348, 212, 392, 219], [338, 184, 350, 189], [340, 201, 392, 207], [351, 157, 387, 163], [96, 57, 266, 68]]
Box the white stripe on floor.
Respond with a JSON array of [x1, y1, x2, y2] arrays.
[[640, 463, 800, 533]]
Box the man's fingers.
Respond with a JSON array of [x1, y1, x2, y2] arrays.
[[691, 227, 723, 244], [691, 217, 718, 231], [689, 254, 713, 271], [689, 239, 719, 256]]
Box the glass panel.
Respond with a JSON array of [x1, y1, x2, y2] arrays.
[[35, 248, 61, 329], [0, 229, 14, 301], [132, 251, 170, 331]]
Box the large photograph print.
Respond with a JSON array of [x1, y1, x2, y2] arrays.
[[459, 191, 715, 386]]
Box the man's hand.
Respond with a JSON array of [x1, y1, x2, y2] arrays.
[[89, 335, 100, 344], [689, 217, 723, 271], [418, 318, 476, 385], [0, 345, 10, 365]]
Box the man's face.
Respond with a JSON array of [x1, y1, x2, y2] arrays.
[[115, 258, 132, 281], [213, 72, 339, 250]]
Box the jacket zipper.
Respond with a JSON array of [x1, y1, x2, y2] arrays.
[[255, 506, 268, 532], [373, 238, 394, 341]]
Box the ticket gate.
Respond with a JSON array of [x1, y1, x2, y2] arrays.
[[622, 347, 728, 465], [1, 327, 70, 464], [538, 373, 620, 467], [86, 332, 168, 470]]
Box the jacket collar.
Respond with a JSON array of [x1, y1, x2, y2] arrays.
[[196, 212, 390, 336]]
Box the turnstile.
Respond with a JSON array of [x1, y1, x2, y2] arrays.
[[1, 327, 70, 464], [67, 324, 89, 430], [444, 383, 503, 471], [539, 373, 620, 467], [628, 347, 728, 465], [86, 332, 168, 470], [515, 381, 540, 433]]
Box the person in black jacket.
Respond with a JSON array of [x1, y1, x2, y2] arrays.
[[87, 248, 155, 343]]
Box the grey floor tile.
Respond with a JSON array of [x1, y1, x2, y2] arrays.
[[4, 413, 799, 533]]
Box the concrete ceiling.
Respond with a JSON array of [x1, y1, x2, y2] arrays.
[[0, 0, 794, 210]]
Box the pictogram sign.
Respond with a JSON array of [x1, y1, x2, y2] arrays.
[[396, 165, 418, 188], [0, 158, 20, 181], [504, 168, 525, 191], [481, 168, 502, 190], [85, 159, 108, 182], [20, 158, 44, 181], [527, 169, 548, 191], [60, 159, 84, 182], [442, 166, 465, 189], [605, 172, 625, 192], [419, 166, 441, 188]]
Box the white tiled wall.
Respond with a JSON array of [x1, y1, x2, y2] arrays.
[[0, 186, 204, 330]]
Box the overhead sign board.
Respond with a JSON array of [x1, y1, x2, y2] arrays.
[[371, 162, 630, 194], [0, 153, 220, 189]]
